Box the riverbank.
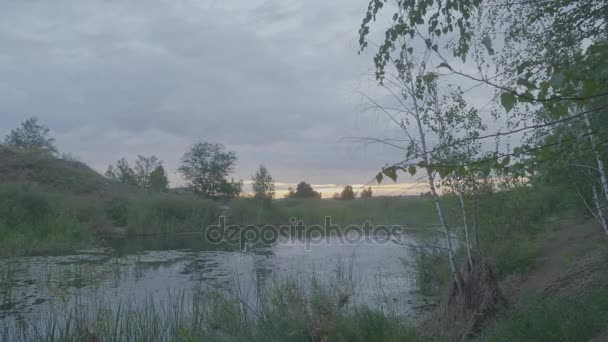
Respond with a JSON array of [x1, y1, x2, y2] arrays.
[[1, 219, 606, 341]]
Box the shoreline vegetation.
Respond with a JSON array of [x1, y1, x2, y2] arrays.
[[2, 144, 608, 340]]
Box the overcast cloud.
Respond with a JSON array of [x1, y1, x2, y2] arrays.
[[0, 0, 501, 197]]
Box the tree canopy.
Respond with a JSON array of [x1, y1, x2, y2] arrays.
[[286, 181, 321, 199], [360, 187, 373, 198], [339, 185, 355, 200], [359, 0, 607, 118], [179, 141, 242, 199], [252, 165, 275, 200], [105, 155, 168, 191], [5, 117, 57, 154]]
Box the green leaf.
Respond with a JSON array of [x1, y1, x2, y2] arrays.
[[516, 78, 536, 89], [383, 167, 398, 182], [500, 92, 517, 112], [408, 165, 417, 176], [375, 172, 383, 184]]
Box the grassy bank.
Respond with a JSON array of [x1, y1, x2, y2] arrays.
[[227, 196, 438, 227], [0, 146, 223, 256], [2, 268, 417, 342], [0, 183, 220, 256], [5, 228, 605, 342]]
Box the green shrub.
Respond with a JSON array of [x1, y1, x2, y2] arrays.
[[487, 234, 537, 277], [105, 196, 131, 226], [481, 286, 608, 341], [0, 183, 91, 255], [126, 194, 219, 234]]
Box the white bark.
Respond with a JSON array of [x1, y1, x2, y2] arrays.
[[473, 184, 480, 251], [458, 191, 473, 268], [583, 112, 608, 213], [414, 113, 458, 274], [592, 185, 608, 237]]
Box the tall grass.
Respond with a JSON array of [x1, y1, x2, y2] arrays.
[[125, 193, 220, 235], [0, 183, 220, 256], [0, 184, 93, 256], [2, 276, 417, 342], [479, 285, 608, 341], [227, 196, 438, 226]]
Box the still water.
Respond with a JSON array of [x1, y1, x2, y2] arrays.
[[0, 233, 435, 333]]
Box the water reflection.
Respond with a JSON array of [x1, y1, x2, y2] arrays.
[[0, 232, 435, 333]]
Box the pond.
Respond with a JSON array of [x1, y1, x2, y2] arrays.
[[0, 232, 436, 337]]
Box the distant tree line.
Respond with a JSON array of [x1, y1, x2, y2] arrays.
[[332, 185, 373, 200], [105, 155, 169, 192], [3, 117, 374, 201]]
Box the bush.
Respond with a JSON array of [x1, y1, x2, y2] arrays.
[[126, 194, 219, 235], [0, 183, 91, 255], [405, 245, 451, 296], [480, 286, 608, 341]]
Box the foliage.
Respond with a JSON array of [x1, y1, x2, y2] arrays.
[[133, 155, 163, 188], [337, 185, 355, 200], [125, 193, 219, 235], [285, 181, 322, 199], [149, 165, 169, 192], [0, 146, 222, 254], [179, 141, 241, 199], [105, 157, 138, 186], [230, 195, 437, 226], [405, 245, 451, 297], [106, 155, 168, 191], [1, 277, 418, 342], [0, 145, 113, 195], [358, 0, 607, 116], [252, 164, 275, 200], [0, 183, 92, 256], [4, 117, 57, 155], [284, 187, 295, 198], [480, 286, 608, 341], [360, 187, 373, 198]]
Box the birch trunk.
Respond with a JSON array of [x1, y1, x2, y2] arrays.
[[459, 191, 473, 268], [584, 112, 608, 212], [414, 114, 458, 275], [592, 185, 608, 237], [473, 185, 480, 251]]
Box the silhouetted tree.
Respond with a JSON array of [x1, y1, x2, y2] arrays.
[[106, 155, 166, 190], [284, 187, 296, 199], [134, 155, 162, 188], [149, 165, 169, 192], [287, 181, 321, 199], [179, 141, 241, 199], [5, 117, 57, 154], [360, 187, 373, 198], [339, 185, 355, 200], [252, 165, 275, 200], [105, 158, 137, 186]]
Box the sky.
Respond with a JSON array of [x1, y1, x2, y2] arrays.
[[0, 0, 499, 197]]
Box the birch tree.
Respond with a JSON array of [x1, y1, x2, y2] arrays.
[[367, 42, 483, 284]]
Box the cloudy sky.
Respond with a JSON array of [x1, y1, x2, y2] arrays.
[[0, 0, 499, 197]]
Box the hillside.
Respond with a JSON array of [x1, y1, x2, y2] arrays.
[[0, 146, 220, 256], [0, 145, 117, 195]]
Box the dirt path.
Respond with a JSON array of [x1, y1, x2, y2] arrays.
[[502, 220, 604, 300]]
